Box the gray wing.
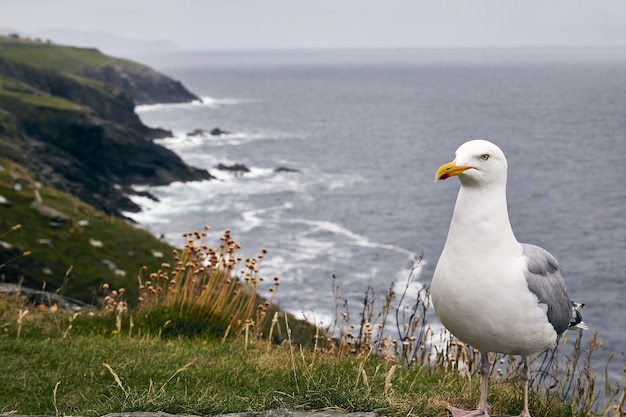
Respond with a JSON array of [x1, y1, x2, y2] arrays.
[[522, 243, 574, 335]]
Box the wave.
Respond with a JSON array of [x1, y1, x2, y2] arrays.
[[135, 96, 245, 112], [123, 176, 424, 328], [154, 130, 304, 151], [288, 218, 415, 257]]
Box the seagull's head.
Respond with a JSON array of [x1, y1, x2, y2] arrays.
[[435, 139, 508, 187]]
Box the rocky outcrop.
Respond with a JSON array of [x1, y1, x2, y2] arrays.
[[15, 103, 213, 214], [187, 127, 233, 137], [210, 127, 232, 136], [274, 166, 301, 173], [0, 37, 213, 216], [82, 61, 199, 105], [0, 283, 92, 311], [216, 163, 250, 173], [0, 58, 151, 133]]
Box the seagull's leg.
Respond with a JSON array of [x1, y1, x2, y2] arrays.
[[447, 352, 490, 417], [518, 356, 531, 417], [478, 352, 491, 414]]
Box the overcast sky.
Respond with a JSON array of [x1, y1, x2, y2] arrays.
[[2, 0, 626, 50]]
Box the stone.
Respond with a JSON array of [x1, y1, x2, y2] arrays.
[[274, 166, 301, 173], [30, 201, 70, 223], [36, 238, 54, 248], [102, 259, 119, 271], [210, 127, 232, 136], [187, 128, 209, 137], [89, 239, 104, 248], [221, 410, 379, 417], [216, 163, 250, 173], [1, 410, 379, 417]]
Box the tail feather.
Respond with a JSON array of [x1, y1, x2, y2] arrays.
[[569, 301, 588, 331]]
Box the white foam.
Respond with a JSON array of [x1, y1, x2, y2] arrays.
[[153, 130, 304, 153], [243, 167, 276, 179], [135, 96, 244, 113], [289, 218, 414, 257], [240, 209, 266, 232]]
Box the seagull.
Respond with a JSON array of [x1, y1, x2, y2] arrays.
[[431, 139, 586, 417]]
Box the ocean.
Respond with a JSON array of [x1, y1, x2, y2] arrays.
[[130, 48, 625, 375]]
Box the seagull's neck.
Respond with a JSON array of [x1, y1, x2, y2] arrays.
[[447, 183, 519, 254]]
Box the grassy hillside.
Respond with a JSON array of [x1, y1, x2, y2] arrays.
[[0, 35, 136, 75], [0, 157, 175, 302], [0, 34, 198, 105], [0, 75, 84, 110]]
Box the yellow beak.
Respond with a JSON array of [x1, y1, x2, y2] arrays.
[[435, 161, 472, 181]]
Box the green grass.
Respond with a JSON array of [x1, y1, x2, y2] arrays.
[[0, 35, 118, 73], [0, 157, 175, 302], [0, 34, 151, 117], [0, 332, 419, 416], [1, 279, 624, 417], [0, 300, 574, 417], [0, 79, 84, 111]]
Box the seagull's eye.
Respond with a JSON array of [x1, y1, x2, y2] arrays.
[[480, 154, 490, 161]]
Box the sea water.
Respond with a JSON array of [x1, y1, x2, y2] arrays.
[[130, 48, 626, 375]]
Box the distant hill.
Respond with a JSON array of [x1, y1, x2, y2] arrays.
[[0, 35, 212, 216]]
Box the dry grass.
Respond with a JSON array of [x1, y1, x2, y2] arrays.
[[138, 227, 278, 337]]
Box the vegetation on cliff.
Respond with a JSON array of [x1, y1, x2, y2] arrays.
[[0, 157, 175, 301]]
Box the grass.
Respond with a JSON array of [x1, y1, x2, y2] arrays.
[[0, 76, 85, 111], [0, 243, 624, 416], [0, 332, 434, 416], [0, 157, 175, 302], [0, 35, 120, 73], [0, 35, 138, 111]]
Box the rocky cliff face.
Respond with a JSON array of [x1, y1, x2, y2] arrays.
[[0, 37, 212, 216], [0, 58, 151, 132], [82, 60, 199, 105], [16, 104, 212, 213]]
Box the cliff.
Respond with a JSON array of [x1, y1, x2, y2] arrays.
[[0, 35, 211, 216]]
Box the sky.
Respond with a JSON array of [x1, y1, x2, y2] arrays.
[[2, 0, 626, 50]]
